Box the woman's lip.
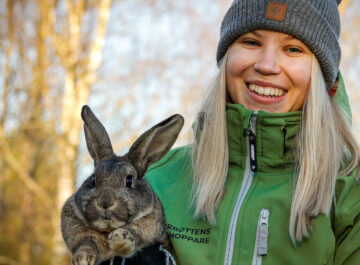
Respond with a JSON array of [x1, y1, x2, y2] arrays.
[[246, 81, 287, 91], [246, 83, 286, 104]]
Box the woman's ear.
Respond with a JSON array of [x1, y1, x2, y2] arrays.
[[328, 76, 339, 97]]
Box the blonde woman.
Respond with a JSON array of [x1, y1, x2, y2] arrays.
[[146, 0, 360, 264]]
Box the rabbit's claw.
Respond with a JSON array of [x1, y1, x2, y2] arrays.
[[72, 245, 97, 265], [109, 228, 136, 257]]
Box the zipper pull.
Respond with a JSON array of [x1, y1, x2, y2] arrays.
[[258, 209, 269, 256], [247, 112, 258, 172]]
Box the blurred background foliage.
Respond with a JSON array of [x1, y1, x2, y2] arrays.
[[0, 0, 358, 264]]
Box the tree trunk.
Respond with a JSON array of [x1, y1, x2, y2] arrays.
[[51, 1, 112, 263]]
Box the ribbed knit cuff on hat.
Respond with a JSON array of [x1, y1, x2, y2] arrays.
[[216, 0, 342, 89]]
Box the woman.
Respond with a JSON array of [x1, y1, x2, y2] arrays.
[[146, 0, 360, 264]]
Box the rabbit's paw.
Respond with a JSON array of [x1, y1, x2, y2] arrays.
[[109, 228, 136, 257], [72, 245, 97, 265]]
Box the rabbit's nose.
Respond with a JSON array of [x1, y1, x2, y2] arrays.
[[97, 189, 115, 209]]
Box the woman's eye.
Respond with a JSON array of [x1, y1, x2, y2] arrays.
[[242, 39, 259, 46], [90, 175, 96, 188], [286, 47, 302, 53], [125, 175, 133, 188]]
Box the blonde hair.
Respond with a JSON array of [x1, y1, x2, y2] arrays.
[[191, 52, 360, 242], [191, 52, 229, 225], [290, 55, 360, 241]]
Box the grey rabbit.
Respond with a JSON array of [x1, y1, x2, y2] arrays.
[[61, 105, 184, 265]]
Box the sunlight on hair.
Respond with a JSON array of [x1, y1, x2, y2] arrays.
[[290, 55, 360, 243], [190, 51, 229, 225]]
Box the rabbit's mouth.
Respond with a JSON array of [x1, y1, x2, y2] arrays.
[[99, 209, 113, 220]]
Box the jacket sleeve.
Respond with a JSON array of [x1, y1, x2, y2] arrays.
[[333, 169, 360, 265]]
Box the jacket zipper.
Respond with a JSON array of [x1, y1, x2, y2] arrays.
[[252, 209, 270, 265], [248, 116, 258, 172], [223, 112, 258, 265]]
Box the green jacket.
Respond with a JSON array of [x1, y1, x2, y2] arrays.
[[145, 77, 360, 265]]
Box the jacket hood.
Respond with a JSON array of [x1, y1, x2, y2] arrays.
[[334, 72, 352, 123]]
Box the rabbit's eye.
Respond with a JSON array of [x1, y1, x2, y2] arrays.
[[91, 175, 96, 188], [125, 175, 133, 188]]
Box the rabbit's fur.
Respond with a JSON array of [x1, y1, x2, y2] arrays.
[[61, 105, 184, 265]]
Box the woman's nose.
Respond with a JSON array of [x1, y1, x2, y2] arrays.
[[254, 49, 281, 75]]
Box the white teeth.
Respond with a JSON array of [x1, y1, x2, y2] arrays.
[[258, 86, 264, 94], [248, 84, 286, 97]]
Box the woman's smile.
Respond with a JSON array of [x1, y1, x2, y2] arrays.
[[245, 81, 288, 106], [246, 81, 287, 97]]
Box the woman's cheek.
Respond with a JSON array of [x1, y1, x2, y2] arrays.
[[287, 58, 312, 89], [227, 47, 253, 76], [227, 57, 242, 76]]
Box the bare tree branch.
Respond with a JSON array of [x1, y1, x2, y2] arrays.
[[0, 128, 51, 207], [339, 0, 350, 16], [0, 256, 22, 265]]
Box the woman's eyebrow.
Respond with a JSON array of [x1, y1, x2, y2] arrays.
[[249, 31, 261, 37], [284, 35, 295, 40]]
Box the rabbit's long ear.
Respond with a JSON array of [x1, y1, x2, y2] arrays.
[[81, 105, 115, 165], [127, 114, 184, 177]]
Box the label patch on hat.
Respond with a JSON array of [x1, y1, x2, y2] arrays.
[[265, 2, 287, 22]]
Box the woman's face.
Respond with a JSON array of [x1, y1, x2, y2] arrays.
[[226, 30, 313, 113]]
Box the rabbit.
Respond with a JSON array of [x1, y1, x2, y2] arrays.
[[61, 105, 184, 265]]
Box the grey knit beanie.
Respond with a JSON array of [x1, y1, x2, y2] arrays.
[[217, 0, 342, 89]]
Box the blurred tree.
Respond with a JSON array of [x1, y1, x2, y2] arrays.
[[47, 0, 112, 263], [88, 0, 233, 154], [340, 0, 360, 137], [0, 0, 112, 264], [339, 0, 350, 15]]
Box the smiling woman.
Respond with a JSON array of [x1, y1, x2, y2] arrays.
[[226, 30, 312, 113], [145, 0, 360, 265]]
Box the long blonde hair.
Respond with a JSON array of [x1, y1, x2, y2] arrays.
[[191, 52, 360, 242]]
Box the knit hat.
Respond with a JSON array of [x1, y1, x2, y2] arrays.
[[217, 0, 342, 90]]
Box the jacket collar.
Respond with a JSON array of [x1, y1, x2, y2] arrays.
[[226, 103, 301, 173]]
